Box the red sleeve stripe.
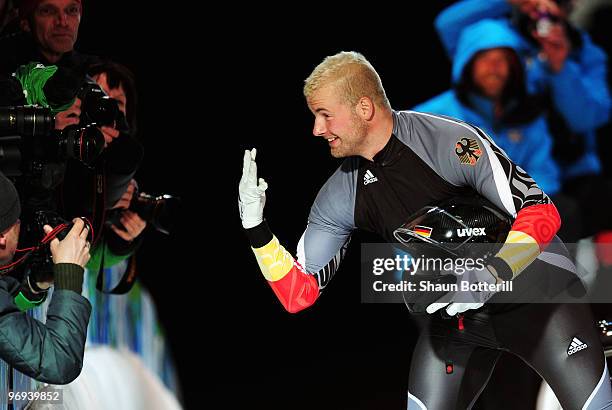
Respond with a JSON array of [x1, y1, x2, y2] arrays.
[[267, 261, 320, 313], [252, 236, 320, 313], [509, 203, 561, 250]]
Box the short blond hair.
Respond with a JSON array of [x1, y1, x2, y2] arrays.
[[304, 51, 390, 109]]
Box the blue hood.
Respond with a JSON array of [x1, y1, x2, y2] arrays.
[[452, 19, 527, 84]]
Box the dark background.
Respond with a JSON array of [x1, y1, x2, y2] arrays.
[[71, 1, 612, 409], [137, 4, 453, 407], [73, 2, 474, 409]]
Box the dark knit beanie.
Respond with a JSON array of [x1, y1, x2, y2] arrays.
[[0, 173, 20, 233]]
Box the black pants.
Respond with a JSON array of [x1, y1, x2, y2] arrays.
[[408, 303, 612, 409]]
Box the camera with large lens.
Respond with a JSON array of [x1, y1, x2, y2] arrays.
[[78, 78, 127, 131], [0, 106, 105, 178], [0, 106, 54, 176], [52, 124, 105, 164], [106, 191, 181, 235]]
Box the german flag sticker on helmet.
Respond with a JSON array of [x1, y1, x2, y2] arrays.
[[455, 137, 482, 166], [413, 225, 432, 238]]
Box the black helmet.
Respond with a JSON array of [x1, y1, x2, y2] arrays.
[[393, 194, 513, 314], [394, 194, 513, 258]]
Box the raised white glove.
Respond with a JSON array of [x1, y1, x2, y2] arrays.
[[238, 149, 268, 229], [426, 265, 500, 316]]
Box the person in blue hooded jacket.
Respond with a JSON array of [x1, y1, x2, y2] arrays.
[[434, 0, 611, 186], [414, 19, 583, 242], [415, 19, 561, 196]]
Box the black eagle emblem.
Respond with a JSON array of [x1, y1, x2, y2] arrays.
[[455, 137, 482, 166]]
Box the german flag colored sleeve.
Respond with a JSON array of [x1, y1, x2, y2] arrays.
[[246, 160, 357, 313], [246, 222, 319, 313]]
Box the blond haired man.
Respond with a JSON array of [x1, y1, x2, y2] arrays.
[[238, 51, 612, 409], [303, 52, 391, 160]]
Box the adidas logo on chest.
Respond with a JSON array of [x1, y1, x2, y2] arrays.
[[567, 337, 588, 356], [364, 170, 378, 185]]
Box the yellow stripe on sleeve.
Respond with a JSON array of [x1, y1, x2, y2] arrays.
[[495, 230, 540, 279], [252, 236, 296, 282]]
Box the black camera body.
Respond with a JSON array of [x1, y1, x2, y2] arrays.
[[21, 211, 72, 285], [78, 78, 128, 131], [106, 191, 180, 235]]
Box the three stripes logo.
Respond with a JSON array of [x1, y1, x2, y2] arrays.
[[363, 170, 378, 185], [567, 337, 588, 356]]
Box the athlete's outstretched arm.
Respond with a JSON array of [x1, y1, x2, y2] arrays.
[[239, 149, 354, 313]]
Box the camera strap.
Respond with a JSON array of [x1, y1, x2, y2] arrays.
[[90, 163, 107, 247], [0, 222, 80, 275], [0, 249, 32, 275], [95, 246, 138, 294], [90, 160, 137, 294]]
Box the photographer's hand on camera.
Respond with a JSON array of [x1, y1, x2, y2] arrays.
[[532, 22, 570, 73], [109, 180, 146, 242], [53, 97, 81, 130], [113, 179, 135, 210], [510, 0, 571, 73], [100, 124, 120, 147], [110, 211, 146, 242], [25, 218, 91, 296], [508, 0, 560, 20], [44, 218, 91, 268]]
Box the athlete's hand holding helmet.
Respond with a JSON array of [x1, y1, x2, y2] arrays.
[[426, 264, 501, 316]]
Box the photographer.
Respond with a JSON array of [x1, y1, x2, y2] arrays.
[[72, 61, 147, 269], [0, 0, 142, 223], [0, 0, 95, 77], [0, 171, 91, 384], [75, 71, 147, 332], [91, 61, 144, 217], [2, 61, 143, 249]]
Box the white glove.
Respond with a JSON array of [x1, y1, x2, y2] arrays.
[[426, 265, 500, 316], [239, 149, 268, 229]]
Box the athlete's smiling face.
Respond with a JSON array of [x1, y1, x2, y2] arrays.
[[307, 82, 368, 158]]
